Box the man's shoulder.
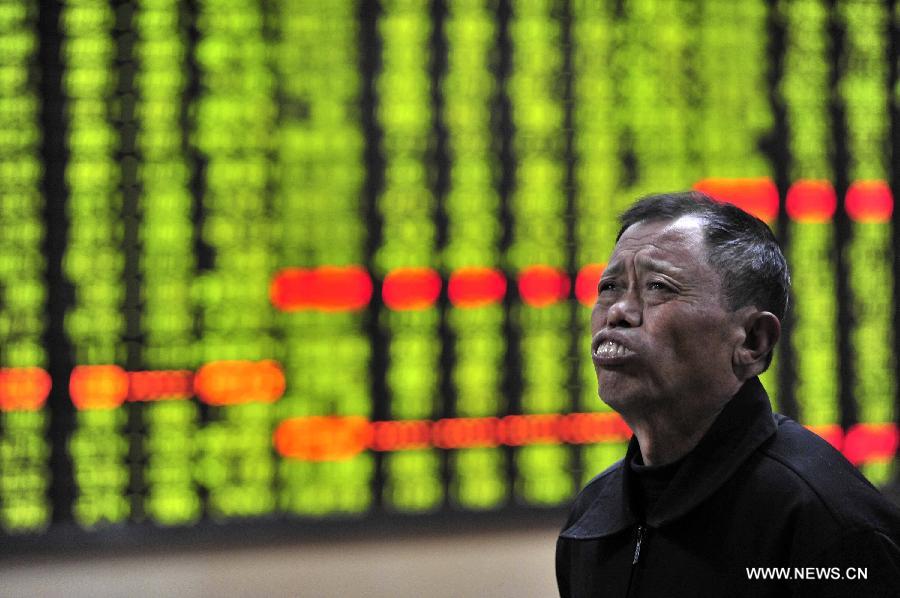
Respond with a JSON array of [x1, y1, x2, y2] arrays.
[[582, 458, 625, 491], [753, 414, 900, 533], [567, 459, 623, 515], [559, 459, 630, 538]]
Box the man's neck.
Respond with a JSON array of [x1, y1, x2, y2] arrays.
[[625, 402, 728, 466]]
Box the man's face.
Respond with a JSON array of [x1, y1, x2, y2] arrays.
[[590, 216, 742, 418]]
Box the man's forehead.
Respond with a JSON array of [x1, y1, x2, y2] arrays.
[[606, 216, 706, 272], [620, 215, 705, 242]]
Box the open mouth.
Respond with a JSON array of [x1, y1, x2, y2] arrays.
[[591, 338, 636, 365]]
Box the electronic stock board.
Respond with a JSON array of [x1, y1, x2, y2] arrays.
[[0, 0, 898, 550]]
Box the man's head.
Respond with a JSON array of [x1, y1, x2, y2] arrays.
[[590, 191, 789, 419]]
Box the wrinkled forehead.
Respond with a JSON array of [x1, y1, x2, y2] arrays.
[[607, 216, 709, 273]]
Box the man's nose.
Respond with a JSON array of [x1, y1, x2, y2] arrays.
[[606, 288, 642, 327]]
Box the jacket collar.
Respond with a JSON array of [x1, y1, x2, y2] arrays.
[[561, 377, 777, 539]]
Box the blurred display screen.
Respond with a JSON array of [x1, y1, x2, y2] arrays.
[[0, 0, 897, 547]]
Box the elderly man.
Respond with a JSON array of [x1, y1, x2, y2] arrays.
[[556, 192, 900, 597]]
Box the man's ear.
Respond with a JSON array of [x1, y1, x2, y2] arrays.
[[733, 310, 781, 379]]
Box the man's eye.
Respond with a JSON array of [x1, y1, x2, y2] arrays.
[[598, 281, 616, 293], [648, 281, 671, 291]]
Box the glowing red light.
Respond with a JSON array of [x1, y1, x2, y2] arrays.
[[0, 367, 52, 412], [448, 267, 506, 308], [275, 411, 634, 461], [369, 420, 431, 451], [310, 266, 373, 311], [498, 414, 561, 446], [694, 177, 780, 223], [269, 266, 372, 312], [845, 180, 893, 223], [575, 264, 605, 307], [558, 412, 632, 444], [127, 370, 193, 402], [842, 423, 898, 466], [382, 267, 442, 310], [194, 360, 285, 406], [69, 365, 129, 410], [265, 411, 900, 463], [269, 268, 315, 310], [432, 417, 500, 449], [274, 416, 371, 461], [786, 180, 837, 223], [517, 265, 570, 308]]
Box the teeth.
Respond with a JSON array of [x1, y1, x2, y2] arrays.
[[594, 340, 630, 359]]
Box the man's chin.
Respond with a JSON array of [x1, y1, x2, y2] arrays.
[[596, 377, 648, 415], [597, 392, 629, 414]]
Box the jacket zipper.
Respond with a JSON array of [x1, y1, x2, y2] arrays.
[[632, 525, 646, 564], [625, 525, 646, 597]]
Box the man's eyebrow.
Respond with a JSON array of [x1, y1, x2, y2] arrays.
[[601, 257, 683, 278], [601, 262, 623, 277], [636, 256, 682, 274], [600, 262, 622, 276]]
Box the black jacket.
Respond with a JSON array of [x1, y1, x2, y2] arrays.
[[556, 377, 900, 597]]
